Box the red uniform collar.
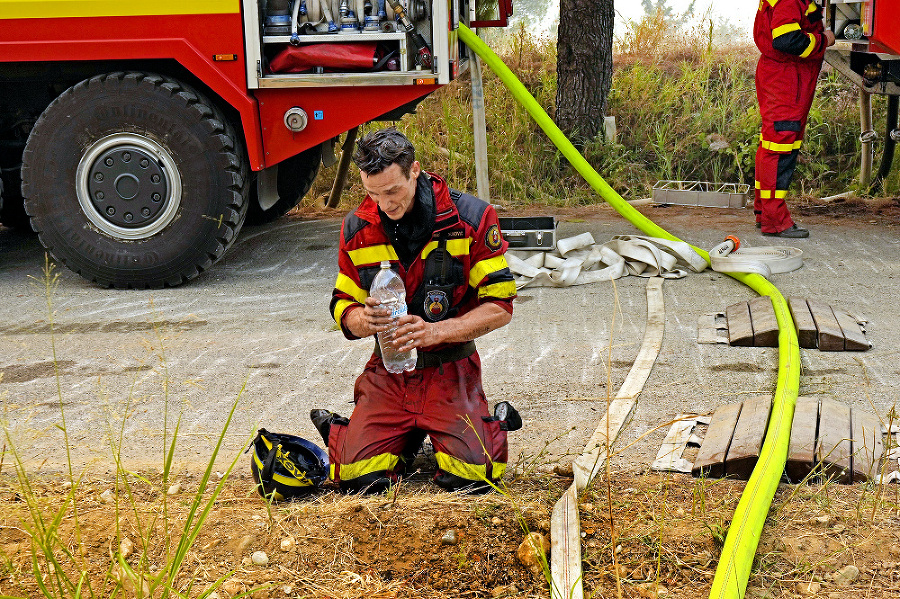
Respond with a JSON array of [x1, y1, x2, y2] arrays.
[[354, 172, 460, 232]]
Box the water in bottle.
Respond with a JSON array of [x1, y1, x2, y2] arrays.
[[370, 261, 417, 373]]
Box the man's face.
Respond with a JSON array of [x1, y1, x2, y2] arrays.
[[360, 161, 421, 221]]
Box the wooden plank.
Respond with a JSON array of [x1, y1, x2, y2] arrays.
[[725, 396, 772, 479], [749, 296, 778, 347], [786, 397, 819, 483], [807, 299, 845, 352], [850, 408, 884, 482], [693, 401, 743, 479], [651, 415, 697, 473], [832, 307, 871, 351], [817, 398, 852, 483], [726, 301, 753, 347], [788, 297, 818, 349]]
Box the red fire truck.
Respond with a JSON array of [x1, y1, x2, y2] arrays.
[[0, 0, 511, 287], [825, 0, 900, 187]]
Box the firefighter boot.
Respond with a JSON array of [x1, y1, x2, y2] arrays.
[[309, 409, 349, 446], [491, 401, 522, 432]]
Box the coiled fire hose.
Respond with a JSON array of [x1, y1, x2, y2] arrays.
[[458, 24, 801, 599]]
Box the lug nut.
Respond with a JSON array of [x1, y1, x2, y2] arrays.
[[152, 193, 161, 201], [122, 152, 131, 162], [151, 175, 160, 183], [106, 206, 115, 216], [94, 173, 104, 182], [96, 192, 105, 200], [140, 159, 149, 168], [141, 207, 151, 217], [105, 158, 114, 166], [124, 213, 133, 222]]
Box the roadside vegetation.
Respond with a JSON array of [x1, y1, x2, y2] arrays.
[[309, 13, 897, 211]]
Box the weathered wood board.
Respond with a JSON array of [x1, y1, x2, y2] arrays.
[[786, 397, 819, 483], [749, 296, 778, 347], [726, 301, 753, 347], [724, 396, 772, 478], [692, 402, 743, 479], [817, 398, 853, 483], [850, 408, 884, 482], [832, 308, 871, 351], [787, 297, 818, 349], [807, 300, 845, 352]]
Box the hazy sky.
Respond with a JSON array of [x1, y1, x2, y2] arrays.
[[615, 1, 758, 33]]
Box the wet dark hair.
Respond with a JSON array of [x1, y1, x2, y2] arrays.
[[352, 127, 416, 177]]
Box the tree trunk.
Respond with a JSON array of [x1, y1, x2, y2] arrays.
[[555, 0, 615, 143]]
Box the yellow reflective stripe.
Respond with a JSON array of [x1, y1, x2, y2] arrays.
[[758, 189, 787, 199], [805, 1, 816, 15], [332, 298, 357, 323], [338, 452, 399, 481], [759, 135, 802, 152], [766, 0, 779, 6], [335, 273, 367, 304], [435, 452, 506, 482], [478, 280, 517, 300], [774, 190, 788, 199], [800, 33, 817, 58], [0, 0, 238, 19], [772, 22, 801, 39], [421, 238, 471, 259], [348, 244, 398, 266], [755, 180, 762, 189], [469, 255, 510, 288]]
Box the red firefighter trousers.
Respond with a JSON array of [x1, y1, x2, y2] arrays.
[[327, 353, 508, 491], [755, 56, 822, 233]]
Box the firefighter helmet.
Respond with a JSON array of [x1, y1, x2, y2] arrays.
[[249, 428, 328, 501]]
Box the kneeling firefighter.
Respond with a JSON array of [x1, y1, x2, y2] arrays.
[[315, 127, 521, 494]]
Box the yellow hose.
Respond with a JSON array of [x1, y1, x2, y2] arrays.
[[458, 24, 801, 599]]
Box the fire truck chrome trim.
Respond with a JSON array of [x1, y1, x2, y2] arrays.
[[75, 133, 182, 240]]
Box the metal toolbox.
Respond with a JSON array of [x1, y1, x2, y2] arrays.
[[498, 216, 557, 250]]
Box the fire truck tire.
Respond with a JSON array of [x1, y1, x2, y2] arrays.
[[245, 144, 322, 226], [21, 72, 248, 288]]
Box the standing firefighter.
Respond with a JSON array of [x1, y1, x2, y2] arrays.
[[313, 128, 521, 494], [754, 0, 835, 238]]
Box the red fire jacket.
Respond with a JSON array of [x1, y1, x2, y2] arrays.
[[330, 172, 516, 349]]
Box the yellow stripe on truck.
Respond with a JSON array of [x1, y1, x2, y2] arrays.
[[0, 0, 238, 19]]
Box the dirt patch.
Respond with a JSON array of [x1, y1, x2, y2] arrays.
[[2, 469, 899, 598]]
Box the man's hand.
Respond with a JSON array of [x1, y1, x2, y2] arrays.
[[825, 29, 836, 47], [343, 297, 393, 339]]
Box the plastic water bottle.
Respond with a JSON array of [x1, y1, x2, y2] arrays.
[[370, 261, 416, 373]]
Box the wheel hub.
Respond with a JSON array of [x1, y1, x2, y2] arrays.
[[87, 147, 169, 227], [76, 133, 182, 240]]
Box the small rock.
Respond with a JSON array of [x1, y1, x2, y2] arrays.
[[516, 532, 549, 575], [207, 592, 219, 599], [635, 583, 668, 598], [440, 529, 459, 546], [797, 581, 821, 595], [834, 564, 859, 586], [250, 551, 268, 566], [491, 516, 502, 526], [62, 481, 73, 489], [553, 463, 574, 477], [119, 537, 134, 559], [222, 579, 244, 596], [581, 502, 594, 512], [282, 585, 293, 595], [99, 489, 114, 503], [280, 537, 295, 552], [111, 564, 150, 597], [491, 585, 514, 597], [167, 483, 181, 496], [814, 515, 833, 525], [891, 546, 900, 557], [830, 524, 846, 534]]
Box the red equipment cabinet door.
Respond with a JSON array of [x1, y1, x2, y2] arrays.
[[869, 0, 900, 56]]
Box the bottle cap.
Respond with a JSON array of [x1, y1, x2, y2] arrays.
[[380, 260, 390, 268]]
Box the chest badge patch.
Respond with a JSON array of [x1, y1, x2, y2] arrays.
[[486, 224, 502, 251], [425, 290, 450, 321]]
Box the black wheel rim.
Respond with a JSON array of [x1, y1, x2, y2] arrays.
[[76, 133, 181, 240]]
